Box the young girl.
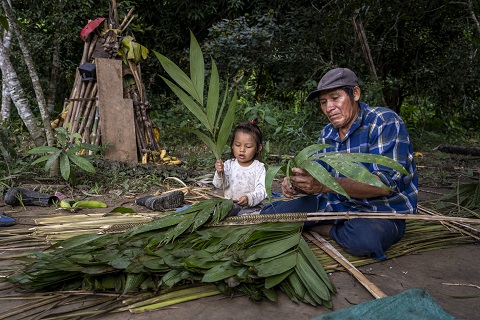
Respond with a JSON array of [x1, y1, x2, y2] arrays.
[[213, 120, 267, 216]]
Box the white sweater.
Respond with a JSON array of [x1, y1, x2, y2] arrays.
[[213, 159, 267, 207]]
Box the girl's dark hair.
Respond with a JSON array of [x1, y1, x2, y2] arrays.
[[229, 120, 263, 160]]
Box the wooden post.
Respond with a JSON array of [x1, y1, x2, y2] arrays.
[[96, 58, 137, 163]]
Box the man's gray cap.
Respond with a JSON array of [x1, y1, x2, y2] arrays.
[[306, 68, 359, 102]]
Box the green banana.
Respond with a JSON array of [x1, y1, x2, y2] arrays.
[[60, 199, 75, 209], [59, 199, 107, 212], [73, 200, 107, 208]]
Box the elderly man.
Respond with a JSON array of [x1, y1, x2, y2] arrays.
[[261, 68, 418, 260]]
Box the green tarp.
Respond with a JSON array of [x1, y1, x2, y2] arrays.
[[313, 289, 456, 320]]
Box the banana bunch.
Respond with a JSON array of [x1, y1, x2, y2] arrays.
[[159, 149, 182, 165], [141, 150, 183, 165], [60, 199, 107, 212]]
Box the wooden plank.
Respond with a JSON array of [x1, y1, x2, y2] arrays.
[[96, 58, 137, 163]]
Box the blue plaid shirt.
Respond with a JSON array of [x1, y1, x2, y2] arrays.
[[317, 102, 418, 214]]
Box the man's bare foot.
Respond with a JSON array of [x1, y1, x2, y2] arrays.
[[308, 224, 332, 238]]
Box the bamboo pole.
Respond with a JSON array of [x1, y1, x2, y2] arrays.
[[304, 231, 387, 299], [212, 211, 480, 226], [64, 75, 80, 127], [87, 35, 99, 62], [119, 7, 135, 30], [93, 106, 101, 146], [70, 80, 94, 139], [77, 84, 97, 136], [68, 80, 88, 136], [84, 99, 99, 145]]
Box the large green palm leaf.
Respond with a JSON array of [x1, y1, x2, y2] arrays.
[[154, 31, 236, 160], [266, 144, 410, 200]]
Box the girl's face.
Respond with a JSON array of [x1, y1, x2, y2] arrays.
[[232, 131, 261, 167]]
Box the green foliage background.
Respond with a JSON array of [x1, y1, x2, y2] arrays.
[[1, 0, 480, 177]]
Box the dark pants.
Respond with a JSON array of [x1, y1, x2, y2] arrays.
[[260, 195, 405, 260]]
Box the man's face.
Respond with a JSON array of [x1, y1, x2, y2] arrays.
[[319, 87, 360, 130]]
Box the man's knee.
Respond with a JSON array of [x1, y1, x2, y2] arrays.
[[330, 219, 401, 260]]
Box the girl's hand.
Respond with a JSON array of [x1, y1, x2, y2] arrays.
[[215, 159, 224, 173], [236, 195, 248, 206]]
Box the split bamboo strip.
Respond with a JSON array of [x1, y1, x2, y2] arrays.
[[418, 205, 480, 240], [304, 231, 387, 299], [0, 294, 66, 320]]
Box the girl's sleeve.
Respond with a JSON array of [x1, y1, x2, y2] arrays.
[[246, 162, 267, 206]]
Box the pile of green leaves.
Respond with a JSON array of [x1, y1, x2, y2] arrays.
[[7, 198, 335, 307]]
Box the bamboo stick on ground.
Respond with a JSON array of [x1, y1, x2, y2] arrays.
[[304, 231, 387, 299]]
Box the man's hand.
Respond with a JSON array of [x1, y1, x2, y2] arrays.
[[215, 159, 224, 173], [282, 167, 390, 199], [281, 167, 328, 197], [236, 195, 248, 206]]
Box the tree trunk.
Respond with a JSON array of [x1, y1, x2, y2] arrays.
[[46, 0, 65, 115], [1, 28, 12, 123], [46, 34, 61, 115], [437, 144, 480, 156], [0, 38, 45, 146], [1, 0, 55, 147], [466, 0, 480, 37]]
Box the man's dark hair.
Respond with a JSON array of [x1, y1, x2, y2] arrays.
[[340, 86, 355, 103]]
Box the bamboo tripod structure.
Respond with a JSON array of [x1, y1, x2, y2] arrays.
[[53, 2, 162, 161]]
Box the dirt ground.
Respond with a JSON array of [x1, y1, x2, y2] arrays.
[[0, 152, 479, 319]]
